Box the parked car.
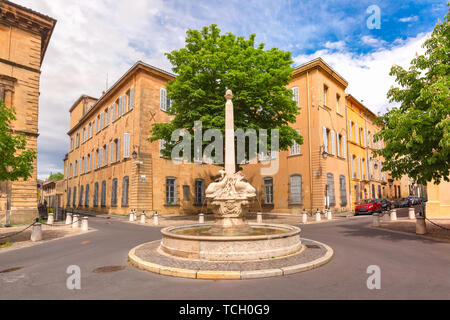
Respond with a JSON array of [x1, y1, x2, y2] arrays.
[[355, 199, 382, 215], [380, 198, 392, 211], [399, 197, 411, 207]]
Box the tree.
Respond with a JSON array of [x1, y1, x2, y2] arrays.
[[374, 4, 450, 185], [48, 172, 64, 181], [149, 24, 302, 168], [0, 99, 36, 181]]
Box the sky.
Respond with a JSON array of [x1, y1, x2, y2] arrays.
[[12, 0, 448, 180]]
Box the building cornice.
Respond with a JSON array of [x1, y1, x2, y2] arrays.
[[0, 0, 56, 65], [293, 57, 348, 88]]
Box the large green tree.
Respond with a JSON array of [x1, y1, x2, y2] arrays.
[[0, 99, 36, 181], [48, 172, 64, 181], [374, 4, 450, 185], [149, 24, 302, 167]]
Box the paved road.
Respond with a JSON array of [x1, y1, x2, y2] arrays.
[[0, 211, 449, 300]]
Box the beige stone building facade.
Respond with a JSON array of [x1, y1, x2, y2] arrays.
[[0, 1, 56, 223]]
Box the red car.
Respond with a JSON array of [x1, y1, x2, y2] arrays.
[[355, 199, 382, 215]]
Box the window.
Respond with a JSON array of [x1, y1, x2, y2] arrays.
[[330, 130, 336, 155], [372, 184, 375, 199], [351, 154, 355, 178], [101, 180, 106, 207], [263, 178, 274, 204], [339, 175, 347, 206], [85, 184, 89, 207], [323, 85, 328, 106], [75, 160, 78, 176], [116, 138, 121, 161], [183, 185, 190, 201], [322, 127, 329, 153], [67, 188, 71, 206], [336, 94, 340, 113], [289, 129, 301, 155], [289, 175, 302, 204], [160, 88, 171, 111], [79, 185, 84, 206], [72, 186, 77, 207], [121, 176, 129, 207], [123, 133, 130, 158], [87, 154, 91, 172], [93, 182, 99, 207], [357, 156, 361, 179], [355, 123, 359, 144], [104, 145, 108, 166], [348, 120, 353, 141], [378, 185, 382, 199], [166, 177, 177, 205], [326, 173, 336, 207], [291, 87, 299, 107], [0, 85, 5, 102], [106, 107, 110, 126], [70, 138, 73, 151], [129, 86, 134, 110], [111, 103, 116, 122], [194, 179, 205, 205], [110, 141, 114, 163], [111, 178, 118, 207], [342, 136, 346, 158], [89, 122, 92, 138]]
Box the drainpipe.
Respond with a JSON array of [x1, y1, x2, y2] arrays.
[[307, 71, 313, 215], [344, 101, 352, 212]]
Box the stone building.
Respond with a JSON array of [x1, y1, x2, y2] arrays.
[[64, 61, 218, 215], [0, 1, 56, 223], [41, 179, 64, 209]]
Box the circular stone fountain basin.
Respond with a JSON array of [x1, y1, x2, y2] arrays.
[[160, 223, 302, 261]]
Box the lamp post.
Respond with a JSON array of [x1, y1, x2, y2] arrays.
[[319, 145, 328, 213]]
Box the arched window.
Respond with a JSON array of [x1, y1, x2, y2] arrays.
[[111, 178, 118, 207], [101, 180, 106, 207], [339, 175, 347, 206], [72, 186, 77, 207], [79, 185, 84, 207], [121, 176, 129, 207], [289, 175, 302, 204], [85, 184, 89, 207], [93, 182, 99, 207], [326, 173, 336, 207]]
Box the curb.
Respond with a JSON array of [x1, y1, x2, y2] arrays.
[[128, 238, 334, 280]]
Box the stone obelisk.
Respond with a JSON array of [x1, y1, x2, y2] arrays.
[[224, 89, 235, 175]]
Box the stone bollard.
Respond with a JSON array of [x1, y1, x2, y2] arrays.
[[47, 212, 54, 225], [315, 209, 321, 222], [72, 214, 80, 228], [409, 208, 416, 220], [327, 210, 332, 220], [302, 209, 308, 224], [140, 211, 146, 224], [372, 213, 380, 227], [31, 222, 42, 242], [129, 211, 135, 222], [199, 213, 205, 224], [81, 216, 89, 232], [390, 209, 397, 221], [416, 216, 427, 235], [256, 212, 262, 224], [65, 212, 73, 225], [382, 212, 390, 222], [134, 210, 138, 221], [153, 212, 159, 226]]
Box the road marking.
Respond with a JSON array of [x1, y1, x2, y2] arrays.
[[81, 241, 90, 245]]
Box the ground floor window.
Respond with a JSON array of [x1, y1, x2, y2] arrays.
[[101, 181, 106, 207], [166, 177, 177, 205], [122, 176, 129, 207], [264, 178, 274, 204], [372, 184, 375, 198], [326, 173, 336, 207], [378, 185, 382, 199], [67, 188, 71, 206], [194, 179, 205, 205], [79, 185, 84, 206], [183, 185, 190, 201], [72, 186, 77, 207], [85, 184, 89, 207], [289, 175, 302, 204], [94, 182, 99, 207], [111, 178, 118, 207], [339, 175, 347, 206]]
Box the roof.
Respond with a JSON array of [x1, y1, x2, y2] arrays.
[[0, 0, 57, 65], [69, 95, 98, 113], [67, 61, 175, 135], [293, 57, 348, 88], [346, 94, 378, 119]]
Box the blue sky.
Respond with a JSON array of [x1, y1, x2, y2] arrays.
[[12, 0, 449, 180]]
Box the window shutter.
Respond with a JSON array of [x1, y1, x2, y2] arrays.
[[129, 86, 134, 110], [110, 142, 114, 163], [322, 127, 328, 153], [336, 134, 340, 157], [330, 130, 335, 155], [292, 87, 299, 107], [160, 88, 166, 111], [112, 103, 115, 121], [124, 133, 130, 158], [116, 138, 120, 161], [357, 156, 361, 179], [355, 124, 359, 144], [348, 121, 352, 140]]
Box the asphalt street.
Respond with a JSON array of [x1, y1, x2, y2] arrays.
[[0, 208, 449, 300]]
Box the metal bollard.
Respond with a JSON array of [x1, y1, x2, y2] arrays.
[[199, 213, 205, 224], [408, 207, 416, 220], [72, 214, 79, 228], [153, 212, 159, 226], [256, 212, 262, 224], [416, 216, 427, 235], [140, 211, 146, 224], [47, 212, 54, 225], [302, 209, 308, 224], [81, 216, 89, 232], [390, 209, 397, 221], [315, 209, 321, 222], [66, 212, 73, 225], [31, 222, 42, 241], [372, 213, 380, 227]]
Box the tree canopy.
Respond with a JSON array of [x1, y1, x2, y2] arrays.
[[48, 172, 64, 181], [374, 4, 450, 185], [0, 99, 36, 181], [149, 24, 302, 166]]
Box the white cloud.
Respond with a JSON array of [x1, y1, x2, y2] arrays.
[[361, 35, 386, 47], [324, 40, 346, 51], [399, 16, 419, 23], [293, 32, 429, 114]]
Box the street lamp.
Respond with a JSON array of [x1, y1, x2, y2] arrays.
[[320, 145, 328, 159], [132, 151, 137, 159]]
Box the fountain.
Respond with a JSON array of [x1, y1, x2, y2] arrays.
[[129, 90, 333, 279]]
